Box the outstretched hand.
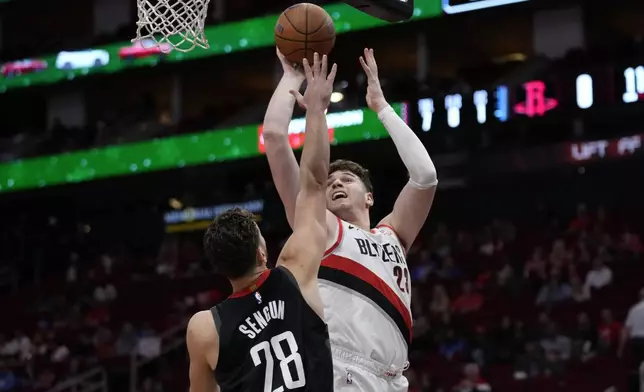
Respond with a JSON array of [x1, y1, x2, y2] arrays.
[[277, 48, 305, 82], [359, 48, 389, 113], [289, 52, 337, 112]]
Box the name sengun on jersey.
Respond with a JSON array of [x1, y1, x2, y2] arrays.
[[239, 300, 286, 339]]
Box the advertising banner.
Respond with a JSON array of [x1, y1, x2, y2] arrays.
[[0, 103, 406, 193], [0, 0, 442, 93]]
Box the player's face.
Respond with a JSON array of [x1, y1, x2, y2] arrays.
[[326, 170, 372, 214]]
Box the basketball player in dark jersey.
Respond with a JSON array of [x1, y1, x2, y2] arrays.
[[186, 53, 338, 392]]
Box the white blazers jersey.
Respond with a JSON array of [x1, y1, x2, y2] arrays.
[[318, 217, 412, 368]]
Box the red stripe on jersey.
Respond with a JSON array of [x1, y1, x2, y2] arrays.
[[229, 269, 271, 298], [321, 254, 412, 338], [323, 216, 344, 257]]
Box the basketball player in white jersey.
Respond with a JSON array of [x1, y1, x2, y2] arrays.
[[263, 48, 438, 392]]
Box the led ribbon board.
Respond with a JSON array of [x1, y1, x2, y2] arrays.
[[414, 63, 644, 132], [441, 0, 529, 14], [164, 199, 265, 232], [0, 0, 441, 93], [0, 103, 406, 193], [343, 0, 415, 22]]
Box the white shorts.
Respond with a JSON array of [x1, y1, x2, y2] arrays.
[[331, 345, 409, 392]]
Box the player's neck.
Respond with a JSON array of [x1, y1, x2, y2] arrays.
[[353, 216, 371, 230], [338, 209, 370, 230], [230, 267, 268, 294]]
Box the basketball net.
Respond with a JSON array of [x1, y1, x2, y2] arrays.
[[134, 0, 211, 52]]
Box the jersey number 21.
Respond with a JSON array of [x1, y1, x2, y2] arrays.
[[250, 331, 306, 392]]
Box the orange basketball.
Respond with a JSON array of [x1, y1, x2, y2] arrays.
[[275, 3, 336, 64]]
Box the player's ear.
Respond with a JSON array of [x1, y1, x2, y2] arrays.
[[256, 247, 267, 267], [365, 192, 374, 209]]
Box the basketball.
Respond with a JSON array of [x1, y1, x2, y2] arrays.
[[275, 3, 336, 64]]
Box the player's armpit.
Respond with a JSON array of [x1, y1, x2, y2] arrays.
[[277, 190, 327, 285], [276, 220, 326, 318], [187, 311, 220, 392], [379, 182, 437, 252], [325, 209, 340, 249]]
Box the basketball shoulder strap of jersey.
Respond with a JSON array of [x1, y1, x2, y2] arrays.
[[210, 305, 222, 337], [275, 265, 301, 292]]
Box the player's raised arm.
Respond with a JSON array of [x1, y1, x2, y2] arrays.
[[360, 48, 438, 251], [187, 311, 220, 392], [262, 49, 306, 228], [277, 53, 337, 286]]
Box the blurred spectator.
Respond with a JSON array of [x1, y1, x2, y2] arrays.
[[515, 342, 544, 379], [85, 305, 109, 326], [534, 312, 552, 340], [619, 288, 644, 366], [568, 203, 590, 232], [31, 333, 48, 358], [412, 250, 436, 282], [93, 325, 114, 358], [539, 323, 571, 377], [571, 312, 596, 361], [50, 343, 70, 363], [406, 368, 420, 392], [434, 311, 455, 343], [418, 371, 436, 392], [431, 224, 451, 258], [430, 285, 451, 315], [535, 271, 571, 306], [452, 363, 491, 392], [452, 281, 484, 314], [66, 256, 78, 283], [1, 332, 32, 361], [469, 326, 493, 366], [584, 258, 613, 291], [437, 257, 462, 280], [496, 263, 522, 295], [0, 365, 16, 392], [93, 283, 118, 303], [597, 308, 622, 353], [141, 377, 163, 392], [439, 329, 466, 361], [619, 230, 642, 257], [576, 240, 592, 264], [411, 315, 432, 358], [549, 239, 572, 270], [100, 254, 114, 275], [137, 325, 161, 360], [116, 323, 138, 355], [156, 259, 176, 277], [33, 368, 56, 390], [478, 228, 498, 257], [455, 231, 474, 256], [492, 316, 515, 364], [570, 276, 590, 303], [524, 247, 547, 281], [511, 321, 527, 354]]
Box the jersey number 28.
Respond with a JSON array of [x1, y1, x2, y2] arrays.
[[250, 331, 306, 392]]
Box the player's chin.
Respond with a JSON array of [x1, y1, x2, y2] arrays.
[[327, 199, 350, 213]]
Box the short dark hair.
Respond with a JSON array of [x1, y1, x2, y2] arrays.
[[203, 208, 259, 279], [329, 159, 373, 193]]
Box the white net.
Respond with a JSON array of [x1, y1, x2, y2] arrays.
[[134, 0, 211, 52]]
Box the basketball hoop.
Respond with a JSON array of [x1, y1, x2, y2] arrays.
[[134, 0, 211, 52]]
